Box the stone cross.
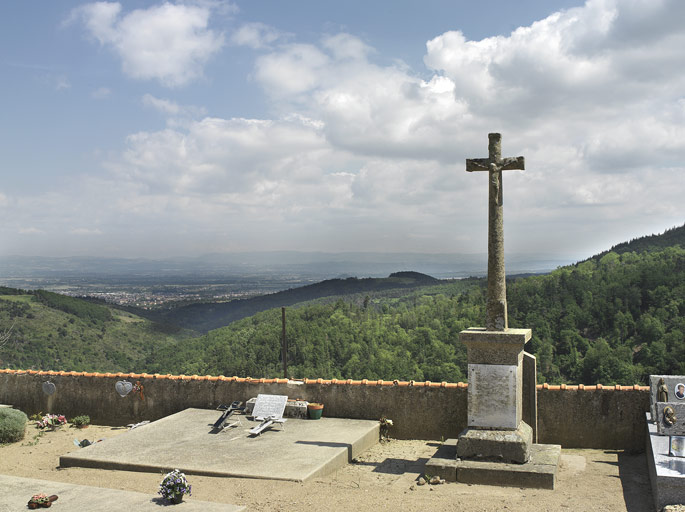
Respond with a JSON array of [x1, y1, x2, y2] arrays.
[[466, 133, 524, 331]]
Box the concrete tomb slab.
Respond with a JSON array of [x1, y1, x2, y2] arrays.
[[646, 413, 685, 511], [0, 474, 245, 511], [60, 408, 379, 483]]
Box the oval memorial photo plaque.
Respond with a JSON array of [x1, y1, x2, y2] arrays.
[[42, 381, 56, 396], [115, 380, 133, 397], [676, 383, 685, 400]]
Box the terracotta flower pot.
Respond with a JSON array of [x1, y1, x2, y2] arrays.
[[308, 403, 324, 420]]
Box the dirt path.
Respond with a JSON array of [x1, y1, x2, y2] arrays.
[[1, 424, 653, 511]]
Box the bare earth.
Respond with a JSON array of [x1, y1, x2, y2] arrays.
[[1, 424, 653, 512]]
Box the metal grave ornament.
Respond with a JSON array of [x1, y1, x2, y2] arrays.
[[248, 394, 288, 436], [115, 380, 133, 397], [42, 381, 56, 396]]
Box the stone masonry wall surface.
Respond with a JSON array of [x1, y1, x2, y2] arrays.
[[0, 369, 649, 451]]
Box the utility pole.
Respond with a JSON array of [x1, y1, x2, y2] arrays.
[[281, 307, 288, 379]]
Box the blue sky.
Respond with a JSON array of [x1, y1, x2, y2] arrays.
[[1, 0, 683, 260]]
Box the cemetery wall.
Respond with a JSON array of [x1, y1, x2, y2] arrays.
[[0, 369, 648, 451]]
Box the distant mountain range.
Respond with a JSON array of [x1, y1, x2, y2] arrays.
[[0, 251, 574, 281]]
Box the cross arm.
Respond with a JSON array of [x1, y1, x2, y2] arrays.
[[501, 156, 525, 171], [466, 158, 490, 172], [466, 156, 525, 172]]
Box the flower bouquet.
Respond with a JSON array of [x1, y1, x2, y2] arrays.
[[27, 493, 58, 509], [158, 469, 191, 504], [36, 414, 66, 430]]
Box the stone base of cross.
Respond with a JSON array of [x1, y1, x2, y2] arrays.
[[457, 327, 532, 463]]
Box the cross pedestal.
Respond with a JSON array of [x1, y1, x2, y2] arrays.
[[457, 327, 532, 463]]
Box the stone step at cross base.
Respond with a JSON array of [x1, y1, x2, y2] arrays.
[[425, 439, 561, 490], [456, 421, 533, 464]]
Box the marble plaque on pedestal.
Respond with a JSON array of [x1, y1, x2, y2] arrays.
[[468, 363, 518, 429]]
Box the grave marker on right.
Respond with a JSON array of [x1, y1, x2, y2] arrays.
[[646, 374, 685, 510], [649, 375, 685, 420]]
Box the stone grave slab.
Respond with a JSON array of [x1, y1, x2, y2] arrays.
[[60, 408, 379, 482], [650, 375, 685, 420], [425, 438, 560, 489], [245, 397, 308, 418], [251, 393, 287, 419], [0, 474, 244, 511], [656, 402, 685, 436], [645, 413, 685, 511]]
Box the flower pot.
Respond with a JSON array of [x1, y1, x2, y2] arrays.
[[308, 403, 324, 420], [170, 494, 183, 504]]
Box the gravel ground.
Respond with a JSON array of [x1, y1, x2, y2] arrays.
[[0, 423, 657, 512]]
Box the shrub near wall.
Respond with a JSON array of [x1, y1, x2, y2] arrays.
[[0, 408, 28, 443]]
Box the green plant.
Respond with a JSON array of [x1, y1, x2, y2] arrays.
[[0, 408, 28, 443], [70, 415, 90, 427], [22, 430, 44, 446]]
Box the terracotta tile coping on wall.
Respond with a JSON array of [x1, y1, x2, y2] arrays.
[[0, 368, 650, 391]]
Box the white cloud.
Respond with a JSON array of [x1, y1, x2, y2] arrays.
[[19, 227, 45, 235], [55, 74, 71, 90], [70, 228, 103, 235], [142, 94, 181, 115], [10, 0, 683, 258], [141, 94, 207, 122], [230, 22, 284, 49], [73, 2, 224, 87], [216, 0, 685, 252], [91, 87, 111, 99]]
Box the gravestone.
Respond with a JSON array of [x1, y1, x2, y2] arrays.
[[646, 374, 685, 511], [424, 133, 561, 489], [251, 394, 288, 420], [649, 375, 685, 420]]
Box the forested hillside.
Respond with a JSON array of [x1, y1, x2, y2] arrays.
[[590, 223, 684, 259], [147, 244, 684, 385], [153, 271, 439, 332], [3, 225, 683, 385], [0, 288, 190, 372]]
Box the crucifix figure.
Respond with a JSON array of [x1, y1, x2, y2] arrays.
[[466, 133, 525, 331]]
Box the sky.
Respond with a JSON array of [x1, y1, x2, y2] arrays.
[[1, 0, 683, 261]]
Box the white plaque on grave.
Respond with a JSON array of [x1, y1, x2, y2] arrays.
[[468, 363, 518, 429], [251, 394, 288, 420]]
